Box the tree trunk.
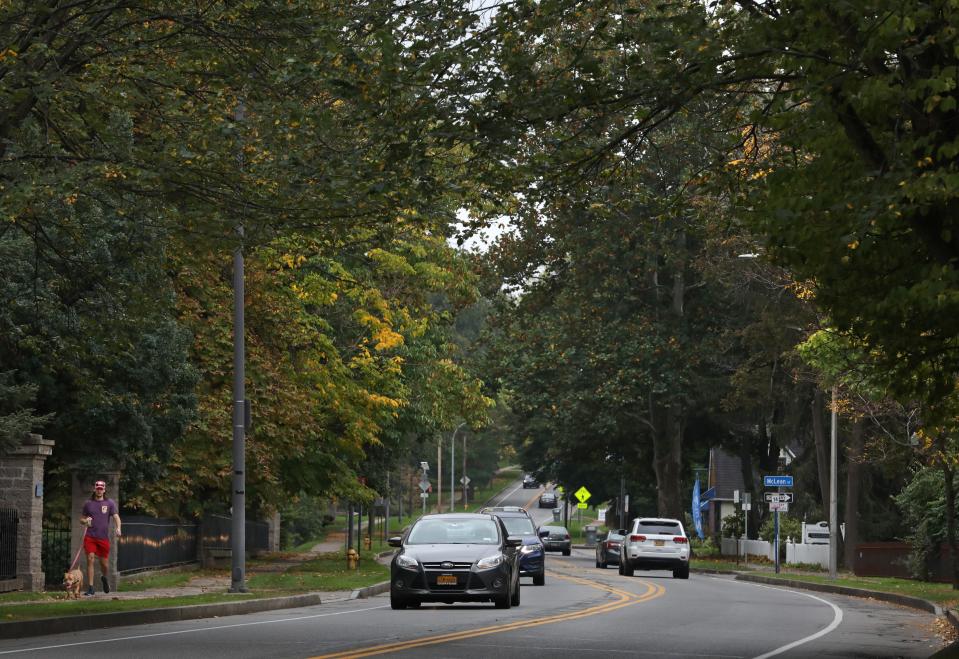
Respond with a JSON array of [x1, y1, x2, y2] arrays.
[[651, 397, 684, 520], [942, 460, 958, 590], [737, 440, 756, 539], [843, 419, 865, 570], [811, 389, 830, 511]]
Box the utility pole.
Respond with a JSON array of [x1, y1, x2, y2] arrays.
[[229, 101, 247, 594], [829, 386, 839, 578], [451, 423, 465, 511], [437, 437, 442, 513], [462, 431, 468, 510]]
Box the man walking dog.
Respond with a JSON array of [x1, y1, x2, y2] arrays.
[[80, 479, 121, 596]]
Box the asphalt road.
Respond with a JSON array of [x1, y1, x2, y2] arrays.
[[0, 479, 948, 658]]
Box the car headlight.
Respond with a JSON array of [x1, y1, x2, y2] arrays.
[[520, 543, 543, 554], [396, 554, 418, 570], [475, 554, 504, 570]]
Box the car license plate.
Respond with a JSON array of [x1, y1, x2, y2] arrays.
[[437, 574, 457, 585], [654, 539, 665, 547]]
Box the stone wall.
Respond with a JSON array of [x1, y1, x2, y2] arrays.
[[0, 434, 54, 592]]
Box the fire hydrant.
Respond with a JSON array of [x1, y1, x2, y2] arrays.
[[347, 548, 358, 570]]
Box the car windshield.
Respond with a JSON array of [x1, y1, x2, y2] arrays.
[[636, 521, 682, 536], [500, 516, 536, 536], [407, 519, 500, 545]]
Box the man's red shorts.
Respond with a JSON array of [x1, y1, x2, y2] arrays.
[[83, 536, 110, 558]]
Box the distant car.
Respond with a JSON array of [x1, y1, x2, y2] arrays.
[[489, 510, 546, 585], [538, 524, 571, 556], [619, 517, 690, 579], [388, 513, 522, 609], [538, 491, 557, 508], [595, 530, 625, 568], [522, 474, 539, 489]]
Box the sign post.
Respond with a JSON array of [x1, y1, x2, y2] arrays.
[[763, 476, 793, 574], [742, 492, 751, 568]]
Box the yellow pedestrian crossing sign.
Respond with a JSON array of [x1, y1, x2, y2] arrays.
[[574, 486, 591, 504]]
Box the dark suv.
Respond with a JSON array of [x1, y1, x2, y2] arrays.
[[488, 510, 546, 585]]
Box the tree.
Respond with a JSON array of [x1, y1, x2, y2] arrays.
[[446, 0, 959, 408]]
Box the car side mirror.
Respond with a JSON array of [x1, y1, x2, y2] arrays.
[[617, 529, 627, 536], [388, 536, 403, 548], [505, 536, 523, 548]]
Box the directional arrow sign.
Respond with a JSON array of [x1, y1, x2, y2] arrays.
[[574, 486, 592, 504], [418, 479, 430, 492], [764, 492, 794, 503], [459, 476, 470, 486], [763, 475, 793, 488]]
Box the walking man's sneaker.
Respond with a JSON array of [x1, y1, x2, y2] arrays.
[[101, 576, 110, 594], [84, 586, 95, 596]]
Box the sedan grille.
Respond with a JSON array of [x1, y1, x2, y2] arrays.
[[422, 561, 472, 570]]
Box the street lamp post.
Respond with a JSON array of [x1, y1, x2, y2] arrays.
[[462, 431, 468, 510]]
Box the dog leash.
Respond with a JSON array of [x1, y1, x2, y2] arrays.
[[68, 527, 88, 571]]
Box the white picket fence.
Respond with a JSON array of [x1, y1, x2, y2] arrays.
[[720, 537, 829, 568]]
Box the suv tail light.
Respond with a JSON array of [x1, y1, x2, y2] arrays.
[[564, 533, 570, 540], [630, 534, 646, 542], [673, 536, 688, 544]]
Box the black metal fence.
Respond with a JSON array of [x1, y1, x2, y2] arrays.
[[0, 509, 17, 581], [200, 515, 269, 553], [39, 514, 270, 582], [118, 516, 198, 574], [41, 525, 71, 587]]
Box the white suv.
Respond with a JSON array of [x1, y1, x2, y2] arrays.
[[619, 517, 690, 579]]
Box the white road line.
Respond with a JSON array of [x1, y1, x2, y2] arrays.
[[742, 582, 843, 659], [0, 604, 390, 655]]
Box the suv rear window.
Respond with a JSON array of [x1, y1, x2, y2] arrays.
[[636, 520, 682, 536]]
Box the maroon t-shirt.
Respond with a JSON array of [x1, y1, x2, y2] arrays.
[[82, 498, 117, 539]]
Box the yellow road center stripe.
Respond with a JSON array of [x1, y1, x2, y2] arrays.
[[308, 572, 665, 659]]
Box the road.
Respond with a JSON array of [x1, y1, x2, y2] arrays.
[[0, 479, 947, 658]]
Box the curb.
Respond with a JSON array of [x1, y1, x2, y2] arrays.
[[734, 573, 943, 616], [350, 580, 390, 600], [0, 593, 323, 641]]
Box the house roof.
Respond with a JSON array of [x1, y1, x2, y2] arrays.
[[708, 447, 745, 500]]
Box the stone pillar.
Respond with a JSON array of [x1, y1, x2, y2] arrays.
[[71, 470, 121, 593], [0, 433, 55, 592]]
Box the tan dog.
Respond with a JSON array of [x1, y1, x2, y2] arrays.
[[63, 568, 84, 599]]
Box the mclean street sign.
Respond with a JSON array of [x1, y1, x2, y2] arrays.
[[763, 475, 793, 487]]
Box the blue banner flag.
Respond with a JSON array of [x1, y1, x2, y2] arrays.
[[692, 477, 704, 539]]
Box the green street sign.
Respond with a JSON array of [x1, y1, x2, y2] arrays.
[[574, 486, 591, 503]]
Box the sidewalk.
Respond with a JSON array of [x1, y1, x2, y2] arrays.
[[0, 534, 392, 640]]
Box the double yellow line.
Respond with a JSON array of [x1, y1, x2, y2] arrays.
[[309, 573, 665, 659]]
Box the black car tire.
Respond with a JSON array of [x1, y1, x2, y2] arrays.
[[673, 565, 690, 579], [622, 560, 634, 576], [617, 559, 624, 575], [494, 589, 512, 609], [390, 594, 407, 610], [599, 556, 608, 569], [595, 558, 601, 568], [533, 571, 545, 586], [511, 579, 521, 606], [562, 548, 571, 556]]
